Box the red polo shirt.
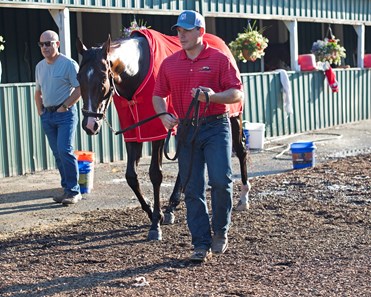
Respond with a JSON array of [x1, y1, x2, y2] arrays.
[[153, 41, 242, 119]]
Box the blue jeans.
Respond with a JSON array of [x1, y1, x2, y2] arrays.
[[177, 117, 233, 250], [41, 105, 80, 195]]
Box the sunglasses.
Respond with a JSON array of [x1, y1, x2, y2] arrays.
[[37, 41, 57, 48]]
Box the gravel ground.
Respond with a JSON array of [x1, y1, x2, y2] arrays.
[[1, 120, 371, 240], [0, 153, 370, 297]]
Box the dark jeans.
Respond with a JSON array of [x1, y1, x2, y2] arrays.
[[41, 105, 80, 195], [177, 117, 233, 250]]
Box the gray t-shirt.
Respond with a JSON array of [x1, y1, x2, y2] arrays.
[[35, 54, 79, 107]]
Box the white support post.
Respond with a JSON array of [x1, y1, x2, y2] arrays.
[[284, 20, 299, 72], [49, 8, 71, 58], [353, 24, 365, 68]]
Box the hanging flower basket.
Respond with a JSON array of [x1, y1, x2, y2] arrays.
[[229, 21, 269, 63], [311, 27, 346, 66], [242, 48, 256, 62]]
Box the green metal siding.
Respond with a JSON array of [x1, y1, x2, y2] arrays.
[[0, 1, 370, 179], [1, 69, 370, 178], [241, 69, 371, 139], [0, 83, 47, 177], [1, 0, 371, 23], [0, 83, 126, 177], [0, 0, 196, 11], [1, 6, 371, 83]]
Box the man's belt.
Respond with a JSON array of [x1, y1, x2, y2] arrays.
[[44, 103, 63, 112], [180, 112, 229, 126]]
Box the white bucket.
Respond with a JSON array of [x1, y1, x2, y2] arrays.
[[243, 122, 265, 149]]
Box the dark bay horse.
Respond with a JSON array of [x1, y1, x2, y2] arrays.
[[76, 29, 250, 240]]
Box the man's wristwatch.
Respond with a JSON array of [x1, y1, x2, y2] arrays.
[[62, 103, 69, 111]]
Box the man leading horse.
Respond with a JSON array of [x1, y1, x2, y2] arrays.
[[153, 10, 244, 262]]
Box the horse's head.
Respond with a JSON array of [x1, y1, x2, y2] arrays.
[[76, 36, 113, 135]]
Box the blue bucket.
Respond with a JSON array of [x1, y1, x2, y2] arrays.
[[243, 129, 250, 149], [290, 142, 316, 169], [78, 161, 94, 194], [75, 151, 95, 194]]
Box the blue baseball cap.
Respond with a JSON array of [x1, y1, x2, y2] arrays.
[[171, 10, 205, 30]]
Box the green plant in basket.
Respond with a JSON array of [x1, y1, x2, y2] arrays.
[[229, 21, 269, 63], [311, 29, 346, 66]]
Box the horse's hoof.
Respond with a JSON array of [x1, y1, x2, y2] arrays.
[[147, 229, 162, 241], [235, 200, 250, 211], [163, 212, 175, 225]]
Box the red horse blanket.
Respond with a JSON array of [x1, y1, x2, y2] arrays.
[[113, 29, 242, 142]]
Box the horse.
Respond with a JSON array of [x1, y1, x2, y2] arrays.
[[76, 29, 250, 241]]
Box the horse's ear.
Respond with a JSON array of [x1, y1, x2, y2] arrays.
[[102, 35, 111, 57], [76, 37, 87, 55]]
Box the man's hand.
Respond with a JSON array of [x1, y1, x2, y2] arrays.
[[160, 113, 179, 130], [191, 86, 214, 103], [57, 105, 69, 113]]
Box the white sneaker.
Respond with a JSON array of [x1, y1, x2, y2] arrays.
[[62, 193, 82, 205]]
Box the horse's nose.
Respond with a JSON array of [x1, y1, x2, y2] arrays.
[[82, 125, 95, 136], [82, 117, 101, 135]]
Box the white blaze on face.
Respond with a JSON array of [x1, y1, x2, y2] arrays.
[[84, 66, 102, 134]]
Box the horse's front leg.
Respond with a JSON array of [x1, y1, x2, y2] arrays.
[[147, 140, 165, 240], [125, 142, 153, 220], [230, 115, 251, 211]]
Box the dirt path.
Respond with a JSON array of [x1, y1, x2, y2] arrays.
[[0, 153, 370, 297], [1, 120, 371, 240]]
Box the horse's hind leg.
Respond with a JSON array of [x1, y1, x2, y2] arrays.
[[147, 139, 165, 240], [163, 173, 182, 225], [230, 115, 251, 211], [125, 142, 153, 220]]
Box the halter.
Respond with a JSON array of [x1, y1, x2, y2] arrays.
[[81, 65, 116, 120]]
